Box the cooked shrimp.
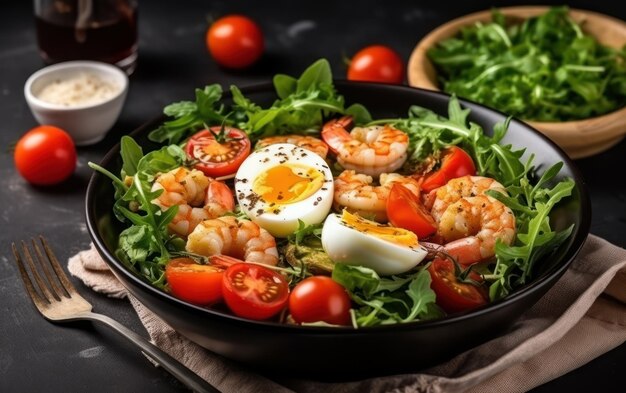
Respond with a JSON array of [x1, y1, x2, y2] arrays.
[[186, 216, 279, 266], [152, 167, 234, 237], [333, 169, 421, 222], [256, 135, 329, 159], [322, 116, 409, 177], [427, 175, 508, 217], [428, 175, 515, 264]]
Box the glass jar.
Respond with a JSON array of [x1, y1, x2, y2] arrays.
[[34, 0, 138, 74]]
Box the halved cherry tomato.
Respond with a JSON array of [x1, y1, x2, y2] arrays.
[[347, 45, 404, 84], [206, 15, 264, 69], [289, 276, 352, 326], [428, 258, 487, 314], [421, 146, 476, 193], [185, 127, 251, 178], [387, 183, 437, 239], [222, 263, 289, 320], [165, 258, 226, 306]]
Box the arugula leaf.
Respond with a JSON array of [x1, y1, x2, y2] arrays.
[[230, 85, 262, 119], [118, 225, 153, 263], [136, 144, 187, 182], [488, 167, 576, 300], [120, 136, 143, 177], [110, 172, 177, 288], [273, 74, 298, 99], [295, 58, 333, 92], [149, 59, 371, 145], [428, 6, 626, 121], [235, 61, 350, 139], [332, 264, 439, 327], [88, 161, 127, 202], [391, 95, 515, 180], [148, 84, 230, 144], [195, 85, 224, 118], [486, 143, 526, 186], [287, 219, 323, 247], [402, 271, 437, 322], [89, 137, 188, 287], [332, 264, 382, 298], [345, 103, 373, 124], [163, 101, 197, 117]]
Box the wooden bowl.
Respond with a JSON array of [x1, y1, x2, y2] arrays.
[[408, 6, 626, 159]]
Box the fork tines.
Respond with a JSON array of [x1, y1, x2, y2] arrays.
[[12, 236, 76, 309]]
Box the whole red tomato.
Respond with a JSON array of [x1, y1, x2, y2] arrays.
[[347, 45, 404, 84], [206, 15, 264, 69], [289, 276, 352, 326], [14, 125, 76, 185]]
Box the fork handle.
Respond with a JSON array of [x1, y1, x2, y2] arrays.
[[82, 311, 219, 393]]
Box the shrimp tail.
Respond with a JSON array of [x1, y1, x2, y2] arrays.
[[321, 116, 354, 154], [327, 115, 354, 131], [443, 238, 484, 266], [207, 180, 235, 212]]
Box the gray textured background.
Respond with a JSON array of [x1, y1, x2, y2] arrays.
[[1, 0, 625, 391]]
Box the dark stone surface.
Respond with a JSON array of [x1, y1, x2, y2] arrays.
[[0, 1, 624, 391]]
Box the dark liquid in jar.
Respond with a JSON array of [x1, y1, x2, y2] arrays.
[[36, 3, 137, 67]]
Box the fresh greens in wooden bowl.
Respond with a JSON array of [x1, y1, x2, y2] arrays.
[[408, 6, 626, 158], [427, 7, 626, 122]]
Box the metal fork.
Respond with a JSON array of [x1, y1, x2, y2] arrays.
[[11, 236, 218, 393]]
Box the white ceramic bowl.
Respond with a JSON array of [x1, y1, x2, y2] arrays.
[[24, 61, 128, 146]]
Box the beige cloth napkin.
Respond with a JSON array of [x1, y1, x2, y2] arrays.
[[68, 235, 626, 393]]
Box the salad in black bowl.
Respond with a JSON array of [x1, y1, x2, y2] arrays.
[[86, 60, 589, 377]]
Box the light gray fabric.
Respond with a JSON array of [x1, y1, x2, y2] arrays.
[[68, 235, 626, 393]]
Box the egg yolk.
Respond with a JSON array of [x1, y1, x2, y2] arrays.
[[342, 210, 418, 246], [253, 164, 324, 204]]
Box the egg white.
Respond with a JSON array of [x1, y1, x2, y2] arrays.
[[235, 143, 334, 238], [321, 213, 427, 275]]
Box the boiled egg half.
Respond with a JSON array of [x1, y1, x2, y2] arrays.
[[235, 143, 334, 237], [321, 210, 427, 275]]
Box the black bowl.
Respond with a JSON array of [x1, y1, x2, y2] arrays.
[[86, 81, 590, 379]]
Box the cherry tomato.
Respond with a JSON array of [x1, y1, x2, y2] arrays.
[[165, 258, 226, 305], [428, 258, 487, 314], [14, 125, 76, 185], [347, 45, 404, 84], [222, 263, 289, 320], [185, 127, 251, 178], [421, 146, 476, 193], [206, 15, 264, 69], [289, 276, 352, 326], [386, 183, 437, 239]]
